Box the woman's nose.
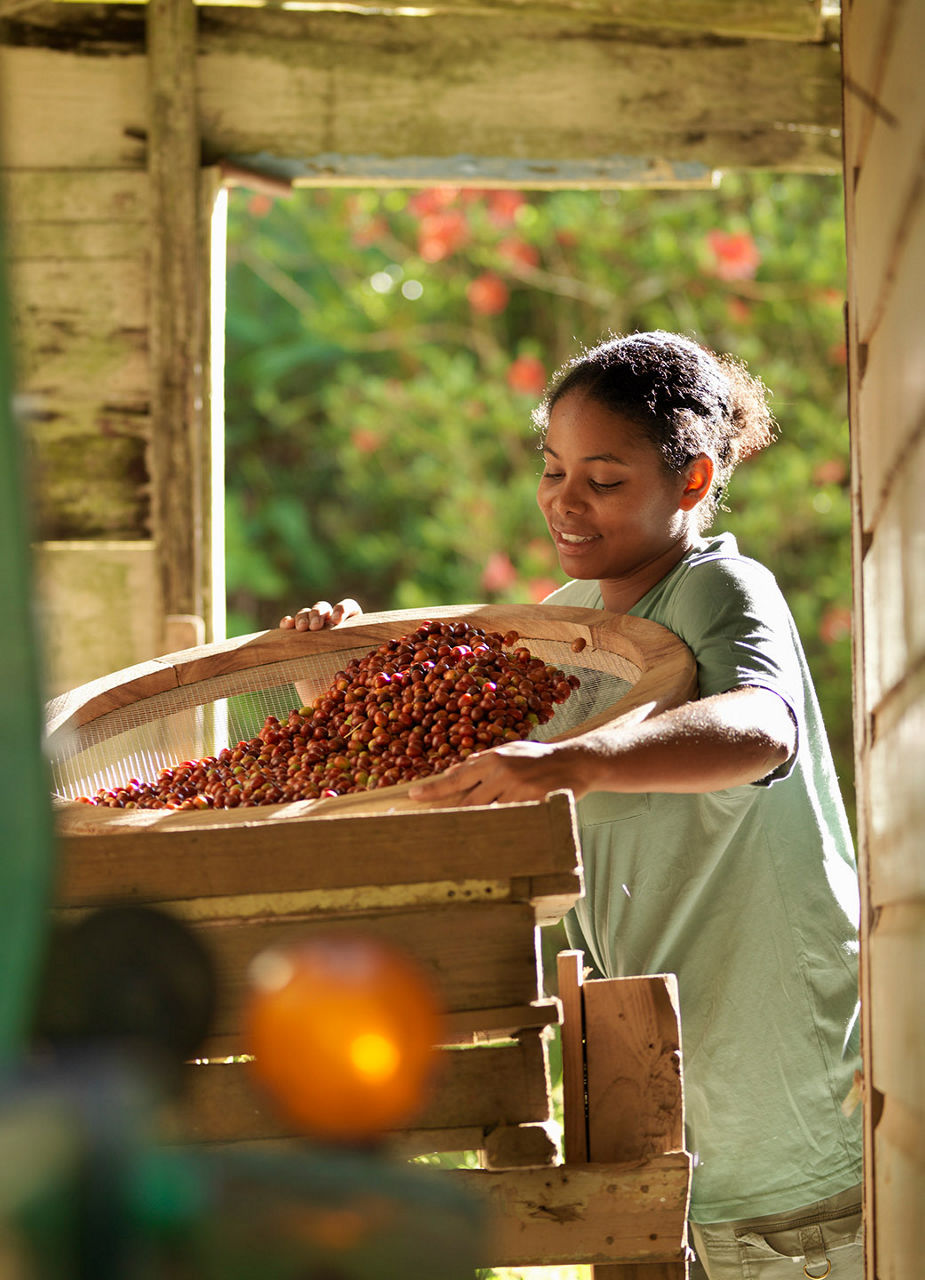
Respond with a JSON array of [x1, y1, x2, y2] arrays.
[[553, 479, 586, 515]]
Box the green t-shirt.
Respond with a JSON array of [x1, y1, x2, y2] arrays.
[[546, 533, 862, 1223]]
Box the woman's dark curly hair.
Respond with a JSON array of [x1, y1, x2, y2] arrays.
[[532, 331, 776, 529]]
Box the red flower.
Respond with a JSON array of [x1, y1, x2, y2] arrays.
[[487, 190, 525, 226], [467, 272, 509, 315], [417, 210, 469, 262], [248, 194, 274, 217], [507, 355, 547, 396], [350, 429, 381, 454], [813, 458, 848, 487], [481, 551, 518, 594], [819, 605, 852, 645], [498, 237, 540, 270], [726, 296, 752, 325], [407, 188, 459, 218], [706, 230, 761, 281]]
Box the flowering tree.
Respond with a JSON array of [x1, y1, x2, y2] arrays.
[[224, 173, 854, 819]]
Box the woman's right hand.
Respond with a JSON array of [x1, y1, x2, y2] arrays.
[[278, 599, 363, 631]]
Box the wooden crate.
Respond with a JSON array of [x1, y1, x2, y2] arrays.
[[48, 604, 696, 1205], [53, 790, 582, 1164]]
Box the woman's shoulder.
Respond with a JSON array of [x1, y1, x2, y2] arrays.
[[542, 578, 602, 608]]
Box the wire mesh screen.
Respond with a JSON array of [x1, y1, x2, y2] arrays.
[[48, 637, 637, 801]]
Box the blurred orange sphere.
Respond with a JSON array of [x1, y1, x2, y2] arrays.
[[245, 934, 443, 1142]]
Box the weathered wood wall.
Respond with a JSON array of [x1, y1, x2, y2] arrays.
[[842, 0, 925, 1275], [0, 0, 840, 695]]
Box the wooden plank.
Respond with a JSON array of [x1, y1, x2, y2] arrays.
[[10, 256, 149, 417], [557, 950, 589, 1164], [455, 1156, 691, 1268], [195, 902, 543, 1046], [33, 541, 163, 695], [868, 665, 925, 906], [6, 220, 146, 261], [1, 0, 827, 42], [868, 900, 925, 1118], [871, 1094, 925, 1280], [1, 11, 842, 174], [147, 0, 206, 635], [1, 169, 149, 223], [856, 195, 925, 534], [583, 975, 687, 1280], [840, 0, 898, 175], [54, 792, 580, 904], [859, 424, 925, 705], [584, 975, 684, 1164], [849, 0, 925, 343], [196, 9, 842, 174], [168, 1032, 551, 1143], [0, 47, 148, 169]]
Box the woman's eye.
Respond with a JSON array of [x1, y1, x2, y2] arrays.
[[541, 470, 563, 481], [591, 480, 622, 491]]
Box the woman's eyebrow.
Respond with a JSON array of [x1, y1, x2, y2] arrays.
[[542, 444, 629, 465]]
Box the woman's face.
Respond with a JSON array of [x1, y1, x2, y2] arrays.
[[536, 391, 707, 607]]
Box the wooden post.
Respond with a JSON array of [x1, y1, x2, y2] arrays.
[[146, 0, 207, 649], [559, 952, 689, 1279]]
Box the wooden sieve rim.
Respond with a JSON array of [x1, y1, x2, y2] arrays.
[[50, 602, 697, 830]]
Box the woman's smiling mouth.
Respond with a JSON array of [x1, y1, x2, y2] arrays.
[[553, 527, 599, 547]]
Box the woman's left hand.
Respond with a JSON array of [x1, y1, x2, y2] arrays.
[[407, 740, 585, 808]]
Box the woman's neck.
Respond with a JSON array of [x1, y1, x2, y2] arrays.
[[598, 535, 696, 613]]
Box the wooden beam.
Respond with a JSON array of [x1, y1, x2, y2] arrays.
[[455, 1156, 691, 1268], [1, 7, 843, 176], [0, 0, 829, 43], [146, 0, 205, 640]]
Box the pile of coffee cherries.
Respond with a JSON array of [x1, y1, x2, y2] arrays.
[[77, 620, 580, 810]]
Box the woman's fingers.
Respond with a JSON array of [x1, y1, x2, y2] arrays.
[[278, 599, 363, 631]]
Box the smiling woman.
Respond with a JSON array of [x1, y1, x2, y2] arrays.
[[395, 330, 862, 1280]]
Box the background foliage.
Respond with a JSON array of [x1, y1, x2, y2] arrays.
[[224, 172, 854, 824]]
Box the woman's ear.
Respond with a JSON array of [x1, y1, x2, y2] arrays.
[[679, 454, 714, 511]]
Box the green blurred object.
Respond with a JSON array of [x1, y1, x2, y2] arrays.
[[0, 1061, 482, 1279], [0, 148, 58, 1063]]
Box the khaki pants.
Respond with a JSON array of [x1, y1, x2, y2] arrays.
[[689, 1184, 863, 1280]]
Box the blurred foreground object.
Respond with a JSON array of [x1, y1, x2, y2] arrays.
[[246, 934, 444, 1143]]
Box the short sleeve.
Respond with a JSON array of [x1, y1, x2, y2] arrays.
[[660, 556, 805, 784]]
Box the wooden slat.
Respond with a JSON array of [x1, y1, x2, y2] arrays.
[[860, 429, 925, 706], [557, 950, 589, 1164], [147, 0, 206, 635], [1, 11, 842, 175], [868, 664, 925, 906], [33, 541, 163, 695], [54, 792, 580, 905], [856, 197, 925, 535], [169, 1032, 551, 1144], [1, 169, 149, 223], [196, 902, 543, 1047], [196, 9, 842, 174], [849, 0, 925, 344], [583, 975, 685, 1164], [872, 1094, 925, 1280], [0, 45, 147, 169], [0, 0, 826, 42], [583, 975, 687, 1280], [868, 900, 925, 1118], [455, 1156, 691, 1268]]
